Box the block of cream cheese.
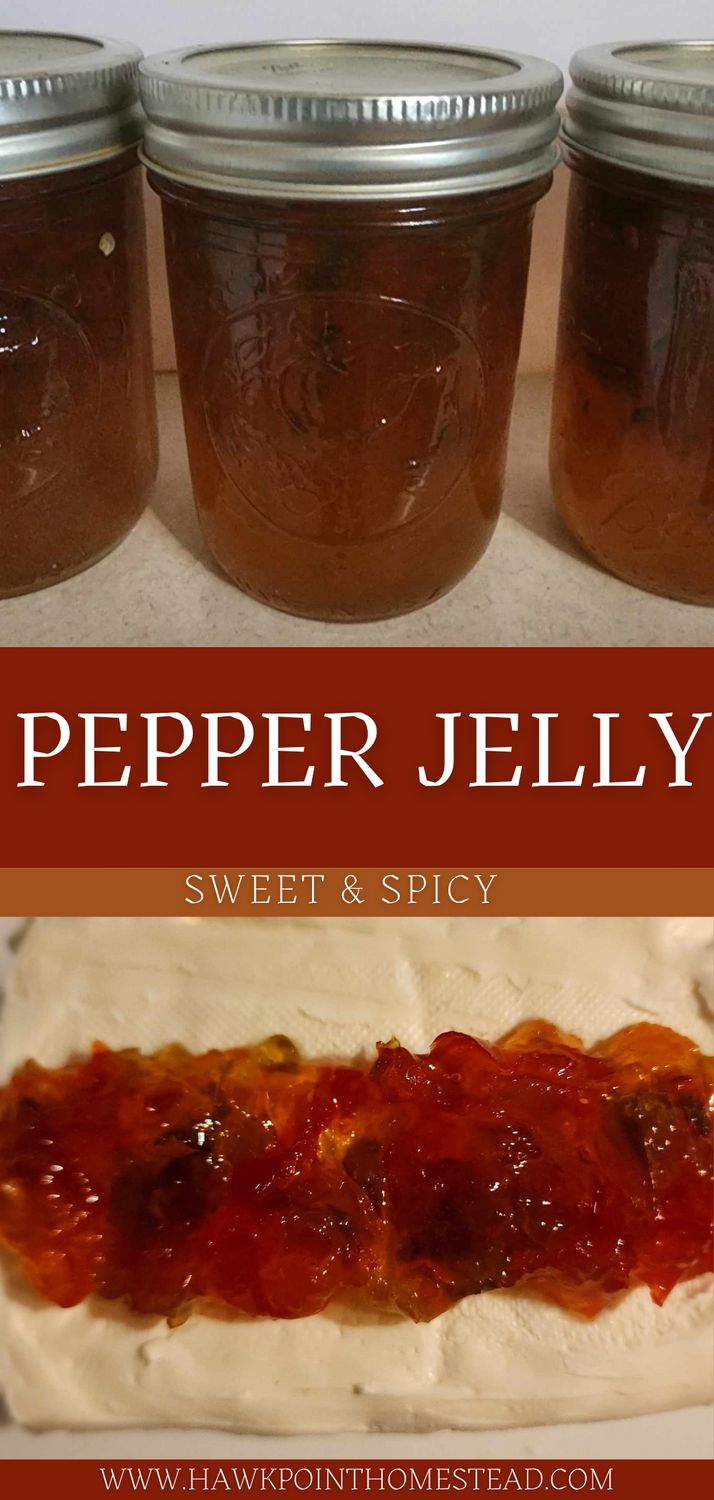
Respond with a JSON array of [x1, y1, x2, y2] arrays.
[[0, 916, 712, 1433]]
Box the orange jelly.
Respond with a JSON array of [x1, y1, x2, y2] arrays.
[[0, 33, 157, 596], [550, 41, 714, 604], [140, 40, 562, 620], [154, 182, 545, 620], [1, 1022, 711, 1322]]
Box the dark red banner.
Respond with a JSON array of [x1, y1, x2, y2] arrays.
[[0, 1460, 710, 1500], [0, 647, 711, 868]]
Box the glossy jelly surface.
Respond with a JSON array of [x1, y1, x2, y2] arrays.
[[154, 179, 548, 621], [0, 153, 158, 596], [0, 1023, 711, 1322], [550, 151, 714, 604]]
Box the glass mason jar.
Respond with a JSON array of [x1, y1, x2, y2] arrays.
[[140, 41, 562, 621], [0, 33, 158, 597], [551, 42, 714, 605]]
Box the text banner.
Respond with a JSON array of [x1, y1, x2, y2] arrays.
[[0, 648, 711, 869], [0, 868, 711, 915], [0, 1460, 711, 1500]]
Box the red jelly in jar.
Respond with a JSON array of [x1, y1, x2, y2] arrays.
[[140, 41, 562, 620], [551, 42, 714, 604], [0, 32, 157, 596]]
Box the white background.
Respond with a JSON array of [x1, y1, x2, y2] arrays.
[[0, 0, 712, 78]]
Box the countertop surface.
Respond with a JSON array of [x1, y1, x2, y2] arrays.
[[1, 373, 711, 648]]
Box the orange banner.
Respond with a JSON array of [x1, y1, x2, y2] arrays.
[[0, 867, 711, 915]]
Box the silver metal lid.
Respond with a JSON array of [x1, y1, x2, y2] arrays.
[[564, 40, 714, 187], [0, 31, 143, 181], [139, 38, 563, 200]]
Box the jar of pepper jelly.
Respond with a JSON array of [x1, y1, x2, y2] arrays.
[[140, 41, 562, 621], [551, 42, 714, 605], [0, 32, 158, 597]]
